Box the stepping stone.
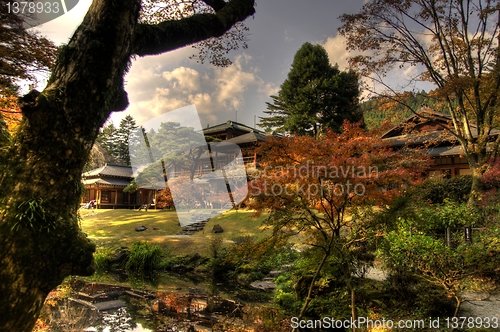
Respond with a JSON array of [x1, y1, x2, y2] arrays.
[[212, 224, 224, 233], [135, 225, 147, 232], [250, 281, 276, 291], [94, 300, 126, 311]]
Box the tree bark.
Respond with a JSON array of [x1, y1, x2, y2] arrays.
[[467, 162, 486, 206], [0, 0, 255, 329], [295, 236, 335, 327], [346, 280, 357, 332]]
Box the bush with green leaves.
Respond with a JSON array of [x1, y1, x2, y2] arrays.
[[125, 241, 163, 273], [380, 203, 500, 317], [93, 247, 114, 271]]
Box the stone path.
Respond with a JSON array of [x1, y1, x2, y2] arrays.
[[460, 292, 500, 321], [177, 211, 220, 235], [364, 267, 500, 323]]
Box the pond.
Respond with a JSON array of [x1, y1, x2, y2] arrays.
[[38, 274, 279, 332]]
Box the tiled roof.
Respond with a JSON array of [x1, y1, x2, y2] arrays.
[[427, 145, 464, 157], [203, 120, 265, 136], [226, 132, 267, 144], [382, 108, 500, 141], [381, 109, 453, 139], [83, 164, 133, 178], [82, 177, 132, 187]]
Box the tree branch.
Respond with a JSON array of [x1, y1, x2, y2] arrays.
[[201, 0, 226, 11], [132, 0, 255, 56]]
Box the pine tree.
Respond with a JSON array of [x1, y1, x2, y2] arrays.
[[95, 115, 138, 166], [96, 123, 120, 164], [259, 42, 361, 137], [117, 115, 138, 165]]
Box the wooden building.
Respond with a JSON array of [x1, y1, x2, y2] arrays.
[[202, 120, 267, 168], [82, 164, 144, 209], [382, 109, 499, 178], [82, 120, 271, 208]]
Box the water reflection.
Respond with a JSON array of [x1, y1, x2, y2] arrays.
[[41, 282, 243, 332], [82, 308, 152, 332]]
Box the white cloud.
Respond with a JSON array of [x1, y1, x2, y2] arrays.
[[258, 82, 280, 97], [162, 67, 202, 90], [123, 53, 275, 126], [321, 34, 353, 70], [214, 54, 256, 109]]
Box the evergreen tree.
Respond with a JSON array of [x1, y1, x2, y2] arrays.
[[96, 123, 120, 164], [95, 115, 138, 166], [117, 115, 138, 165], [259, 42, 361, 137]]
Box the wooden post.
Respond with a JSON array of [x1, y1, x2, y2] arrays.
[[446, 227, 451, 247], [96, 185, 100, 209], [464, 226, 472, 243]]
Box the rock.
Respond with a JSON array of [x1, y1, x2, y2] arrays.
[[109, 249, 128, 265], [94, 299, 126, 311], [189, 253, 201, 262], [135, 225, 147, 232], [250, 281, 276, 291], [212, 224, 224, 233], [171, 264, 188, 273], [268, 270, 282, 277]]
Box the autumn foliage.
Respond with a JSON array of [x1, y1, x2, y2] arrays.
[[247, 122, 429, 319], [0, 94, 22, 132], [249, 122, 429, 217]]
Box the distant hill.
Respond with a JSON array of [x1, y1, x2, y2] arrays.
[[362, 91, 443, 130]]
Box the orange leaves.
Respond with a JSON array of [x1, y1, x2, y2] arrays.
[[0, 94, 22, 133], [249, 122, 429, 217]]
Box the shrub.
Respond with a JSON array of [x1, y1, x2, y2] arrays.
[[93, 247, 114, 271], [416, 176, 472, 204], [125, 241, 163, 273], [274, 290, 295, 311]]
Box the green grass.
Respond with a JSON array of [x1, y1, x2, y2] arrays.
[[79, 209, 270, 256], [192, 210, 270, 240]]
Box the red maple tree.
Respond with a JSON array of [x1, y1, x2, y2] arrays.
[[248, 121, 429, 321]]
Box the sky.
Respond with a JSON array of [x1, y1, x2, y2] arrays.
[[34, 0, 369, 129]]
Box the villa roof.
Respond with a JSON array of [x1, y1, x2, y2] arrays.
[[83, 164, 133, 178], [203, 120, 265, 136], [427, 145, 464, 157], [82, 177, 132, 187], [381, 108, 453, 139], [226, 131, 267, 145], [382, 108, 500, 146]]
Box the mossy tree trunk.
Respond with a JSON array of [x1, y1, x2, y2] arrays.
[[466, 149, 489, 206], [0, 0, 255, 330]]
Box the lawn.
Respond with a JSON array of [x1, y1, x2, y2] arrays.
[[79, 208, 270, 256]]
